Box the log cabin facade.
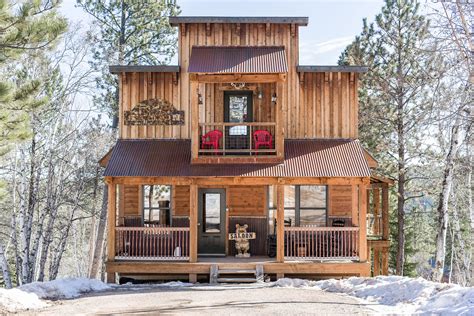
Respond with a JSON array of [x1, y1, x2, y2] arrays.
[[102, 16, 392, 283]]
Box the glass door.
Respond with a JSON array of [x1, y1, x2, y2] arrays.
[[224, 91, 253, 152]]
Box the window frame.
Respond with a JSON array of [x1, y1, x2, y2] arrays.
[[267, 185, 328, 228], [141, 185, 172, 226]]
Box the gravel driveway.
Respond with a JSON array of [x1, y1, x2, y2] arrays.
[[29, 283, 375, 315]]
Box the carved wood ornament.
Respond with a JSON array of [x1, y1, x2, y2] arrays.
[[124, 98, 184, 126]]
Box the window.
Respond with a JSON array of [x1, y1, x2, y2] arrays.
[[268, 185, 327, 231], [143, 185, 171, 226]]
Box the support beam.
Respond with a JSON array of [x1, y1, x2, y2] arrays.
[[189, 73, 287, 83], [189, 184, 198, 263], [351, 185, 359, 226], [276, 184, 285, 263], [358, 184, 367, 262], [382, 184, 390, 240], [106, 183, 116, 283], [275, 81, 284, 159], [382, 249, 389, 275]]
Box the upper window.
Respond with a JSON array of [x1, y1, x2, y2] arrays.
[[143, 185, 171, 226], [268, 185, 327, 232]]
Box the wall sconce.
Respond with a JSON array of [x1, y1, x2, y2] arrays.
[[271, 93, 277, 104], [198, 93, 203, 105], [257, 90, 263, 99]]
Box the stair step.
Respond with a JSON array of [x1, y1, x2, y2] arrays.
[[217, 277, 257, 283], [218, 269, 256, 275]]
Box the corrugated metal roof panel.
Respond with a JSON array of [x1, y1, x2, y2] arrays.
[[104, 139, 371, 178], [188, 46, 288, 74]]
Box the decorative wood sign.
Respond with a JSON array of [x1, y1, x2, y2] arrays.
[[124, 98, 184, 126], [228, 232, 256, 240]]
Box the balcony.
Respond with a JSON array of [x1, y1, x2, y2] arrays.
[[195, 122, 282, 163]]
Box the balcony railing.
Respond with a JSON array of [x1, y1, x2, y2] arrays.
[[199, 122, 276, 156], [115, 227, 190, 261], [284, 226, 360, 260]]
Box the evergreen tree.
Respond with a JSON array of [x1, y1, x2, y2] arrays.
[[339, 0, 440, 275], [0, 0, 67, 155], [76, 0, 181, 127]]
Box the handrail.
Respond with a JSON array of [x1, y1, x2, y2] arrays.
[[200, 122, 276, 127]]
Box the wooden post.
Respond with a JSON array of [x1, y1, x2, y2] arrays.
[[189, 184, 198, 263], [373, 188, 380, 236], [358, 184, 367, 262], [190, 80, 199, 160], [382, 249, 389, 275], [382, 184, 389, 240], [276, 184, 285, 263], [275, 82, 284, 159], [351, 185, 359, 226], [106, 182, 116, 283], [373, 249, 380, 276]]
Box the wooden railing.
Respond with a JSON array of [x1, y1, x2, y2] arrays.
[[199, 122, 277, 156], [284, 227, 360, 260], [115, 227, 190, 261], [367, 215, 383, 237]]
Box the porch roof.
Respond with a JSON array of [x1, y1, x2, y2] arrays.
[[188, 46, 288, 74], [103, 139, 371, 178]]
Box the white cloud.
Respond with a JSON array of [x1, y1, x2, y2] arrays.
[[299, 36, 354, 64]]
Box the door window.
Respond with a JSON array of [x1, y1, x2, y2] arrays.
[[204, 193, 221, 233], [228, 95, 249, 136]]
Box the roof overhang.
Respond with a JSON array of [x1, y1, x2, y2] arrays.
[[169, 16, 308, 27], [103, 139, 371, 178], [109, 65, 180, 74], [188, 46, 288, 74], [297, 65, 368, 73]]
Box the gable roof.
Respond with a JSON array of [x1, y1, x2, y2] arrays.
[[104, 139, 371, 178]]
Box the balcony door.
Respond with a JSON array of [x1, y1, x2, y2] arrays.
[[224, 91, 253, 151], [198, 189, 226, 256]]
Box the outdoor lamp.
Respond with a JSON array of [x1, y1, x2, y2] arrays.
[[257, 90, 263, 99], [198, 93, 203, 104], [271, 93, 277, 103]]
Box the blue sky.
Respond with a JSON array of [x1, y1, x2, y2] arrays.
[[60, 0, 384, 65]]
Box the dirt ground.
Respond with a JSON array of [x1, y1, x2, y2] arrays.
[[26, 284, 376, 315]]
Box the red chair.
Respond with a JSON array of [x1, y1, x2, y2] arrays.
[[253, 130, 273, 154], [201, 130, 223, 155]]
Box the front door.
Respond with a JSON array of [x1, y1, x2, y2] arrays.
[[198, 189, 226, 255], [224, 91, 253, 150]]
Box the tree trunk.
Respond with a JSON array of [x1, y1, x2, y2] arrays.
[[89, 184, 108, 279], [0, 243, 12, 289], [432, 120, 462, 282]]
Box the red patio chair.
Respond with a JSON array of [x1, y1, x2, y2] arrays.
[[201, 130, 223, 155], [253, 130, 273, 154]]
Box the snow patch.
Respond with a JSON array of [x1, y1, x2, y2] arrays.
[[273, 276, 474, 315], [0, 288, 48, 312], [19, 277, 110, 299]]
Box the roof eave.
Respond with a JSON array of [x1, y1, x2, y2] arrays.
[[169, 16, 309, 27], [109, 65, 180, 74]]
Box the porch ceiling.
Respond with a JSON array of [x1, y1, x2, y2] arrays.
[[188, 46, 288, 74], [103, 139, 371, 178]]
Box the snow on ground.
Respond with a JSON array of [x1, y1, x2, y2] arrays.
[[0, 277, 110, 313], [274, 276, 474, 315], [1, 276, 473, 314]]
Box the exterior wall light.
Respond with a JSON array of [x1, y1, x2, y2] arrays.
[[198, 93, 203, 105], [257, 90, 263, 99], [271, 93, 277, 104]]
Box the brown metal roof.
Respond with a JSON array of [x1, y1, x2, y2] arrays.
[[188, 46, 288, 74], [104, 139, 371, 178]]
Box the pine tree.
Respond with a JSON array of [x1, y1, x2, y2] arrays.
[[77, 0, 181, 127], [339, 0, 440, 275], [0, 0, 67, 155]]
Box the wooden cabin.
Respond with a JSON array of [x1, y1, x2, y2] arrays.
[[102, 16, 392, 283]]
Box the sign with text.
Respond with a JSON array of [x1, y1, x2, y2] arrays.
[[228, 232, 256, 240]]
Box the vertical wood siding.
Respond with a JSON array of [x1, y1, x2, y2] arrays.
[[118, 23, 359, 139]]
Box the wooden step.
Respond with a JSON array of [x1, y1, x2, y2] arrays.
[[218, 269, 256, 275], [217, 277, 257, 283]]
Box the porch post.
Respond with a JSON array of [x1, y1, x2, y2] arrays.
[[275, 81, 284, 159], [106, 181, 116, 283], [190, 80, 199, 160], [358, 184, 368, 262], [276, 184, 285, 263], [189, 184, 198, 263]]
